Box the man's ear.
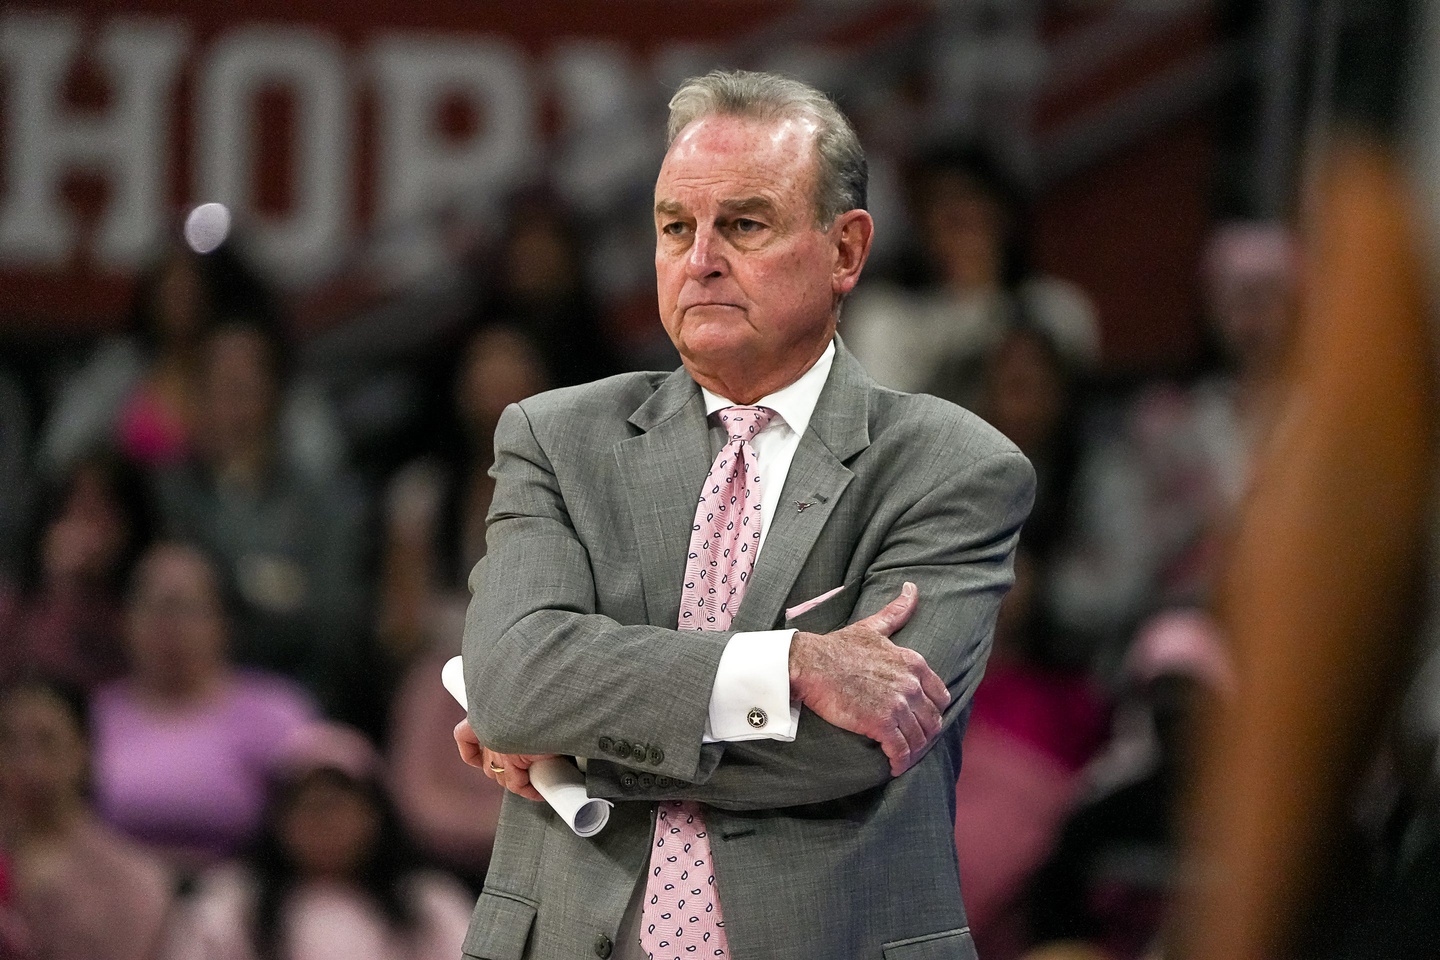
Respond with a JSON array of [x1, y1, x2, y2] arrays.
[[831, 209, 875, 298]]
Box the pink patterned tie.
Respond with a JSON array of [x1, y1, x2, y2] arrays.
[[640, 405, 774, 960]]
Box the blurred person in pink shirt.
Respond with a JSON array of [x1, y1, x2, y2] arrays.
[[953, 546, 1111, 959], [0, 674, 173, 960], [91, 542, 316, 871], [162, 722, 473, 960]]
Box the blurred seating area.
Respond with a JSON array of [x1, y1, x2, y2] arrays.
[[1, 1, 1427, 958]]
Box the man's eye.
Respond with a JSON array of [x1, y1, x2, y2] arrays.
[[662, 221, 689, 236], [733, 219, 764, 233]]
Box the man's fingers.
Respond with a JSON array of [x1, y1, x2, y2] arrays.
[[862, 581, 919, 637], [454, 720, 484, 768], [916, 662, 951, 716], [880, 726, 913, 777], [456, 733, 548, 802], [504, 765, 544, 802], [479, 751, 556, 801], [914, 690, 944, 743], [893, 709, 927, 772], [480, 748, 502, 782]]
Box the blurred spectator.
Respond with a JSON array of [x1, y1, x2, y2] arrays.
[[1024, 609, 1232, 960], [161, 722, 473, 960], [0, 674, 173, 960], [91, 543, 316, 871], [843, 145, 1099, 407], [39, 240, 343, 482], [955, 547, 1110, 960], [152, 316, 366, 711], [1046, 222, 1299, 676], [467, 190, 621, 387], [372, 326, 545, 886], [0, 453, 156, 691], [376, 323, 550, 662], [41, 243, 218, 474], [387, 597, 505, 889], [973, 324, 1088, 559]]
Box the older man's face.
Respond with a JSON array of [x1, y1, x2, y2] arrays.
[[654, 114, 843, 388]]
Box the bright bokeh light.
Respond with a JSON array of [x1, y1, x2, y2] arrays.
[[184, 202, 231, 254]]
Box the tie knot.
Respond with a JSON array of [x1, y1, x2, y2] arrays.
[[718, 405, 775, 442]]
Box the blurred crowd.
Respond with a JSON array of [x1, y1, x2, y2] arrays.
[[0, 144, 1303, 960]]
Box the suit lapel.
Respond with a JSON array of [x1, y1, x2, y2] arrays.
[[730, 344, 874, 631], [615, 367, 712, 630], [617, 344, 876, 633]]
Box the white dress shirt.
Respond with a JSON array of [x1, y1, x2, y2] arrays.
[[698, 340, 835, 743]]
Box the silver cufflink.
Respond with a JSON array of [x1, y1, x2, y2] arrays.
[[746, 707, 767, 728]]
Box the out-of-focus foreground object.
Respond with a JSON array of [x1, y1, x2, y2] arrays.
[[1170, 1, 1438, 952]]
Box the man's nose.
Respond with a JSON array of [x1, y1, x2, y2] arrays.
[[686, 223, 727, 281]]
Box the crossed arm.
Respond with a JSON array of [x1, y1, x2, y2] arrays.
[[457, 583, 940, 804], [457, 402, 1034, 808]]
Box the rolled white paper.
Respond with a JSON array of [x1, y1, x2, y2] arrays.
[[442, 656, 612, 838]]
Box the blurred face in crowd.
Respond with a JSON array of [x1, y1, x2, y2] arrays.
[[125, 544, 228, 696], [502, 210, 577, 305], [981, 328, 1067, 456], [919, 171, 1006, 292], [0, 685, 88, 825], [151, 249, 208, 346], [456, 326, 550, 442], [654, 113, 871, 400], [1214, 272, 1297, 373], [279, 771, 381, 881], [41, 461, 130, 587], [199, 324, 279, 465]]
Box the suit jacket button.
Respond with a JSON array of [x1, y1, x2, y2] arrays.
[[594, 934, 613, 958], [613, 739, 631, 760], [598, 736, 614, 754], [647, 745, 664, 765], [620, 773, 637, 791], [638, 773, 655, 789], [655, 775, 673, 789]]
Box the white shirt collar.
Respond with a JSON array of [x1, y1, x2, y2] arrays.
[[700, 340, 835, 436]]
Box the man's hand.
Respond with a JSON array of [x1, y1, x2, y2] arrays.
[[788, 582, 950, 776], [452, 720, 556, 802]]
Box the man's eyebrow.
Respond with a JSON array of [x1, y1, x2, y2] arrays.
[[653, 196, 777, 218], [721, 197, 776, 216]]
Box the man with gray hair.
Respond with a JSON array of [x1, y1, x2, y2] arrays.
[[455, 69, 1033, 959]]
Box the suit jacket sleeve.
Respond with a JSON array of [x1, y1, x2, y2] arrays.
[[463, 400, 733, 784]]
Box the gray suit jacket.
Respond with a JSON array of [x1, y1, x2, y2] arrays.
[[461, 343, 1034, 960]]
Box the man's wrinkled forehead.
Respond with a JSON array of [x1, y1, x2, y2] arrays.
[[667, 110, 821, 158], [654, 113, 822, 210]]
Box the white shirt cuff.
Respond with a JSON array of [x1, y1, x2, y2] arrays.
[[702, 629, 801, 742]]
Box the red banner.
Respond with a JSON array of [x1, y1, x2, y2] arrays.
[[0, 0, 807, 329]]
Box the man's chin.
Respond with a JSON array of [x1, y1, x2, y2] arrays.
[[676, 314, 754, 352], [678, 329, 758, 367]]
